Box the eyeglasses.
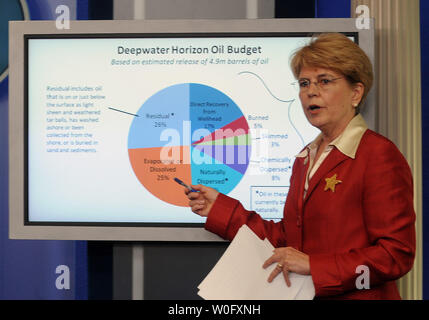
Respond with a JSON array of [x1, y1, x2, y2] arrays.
[[292, 77, 344, 92]]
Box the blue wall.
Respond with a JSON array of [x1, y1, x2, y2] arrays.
[[0, 1, 24, 74], [0, 0, 87, 300], [315, 0, 350, 18]]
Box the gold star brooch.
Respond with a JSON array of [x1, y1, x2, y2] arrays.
[[324, 174, 342, 192]]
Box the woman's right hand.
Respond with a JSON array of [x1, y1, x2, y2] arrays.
[[185, 184, 219, 217]]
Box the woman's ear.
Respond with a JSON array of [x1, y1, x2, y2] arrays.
[[351, 82, 365, 107]]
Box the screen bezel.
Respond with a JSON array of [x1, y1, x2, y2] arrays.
[[23, 31, 358, 228]]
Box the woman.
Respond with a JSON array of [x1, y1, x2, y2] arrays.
[[186, 33, 415, 299]]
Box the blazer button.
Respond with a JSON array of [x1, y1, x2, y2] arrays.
[[296, 217, 301, 227]]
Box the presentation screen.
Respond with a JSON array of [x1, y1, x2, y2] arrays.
[[9, 19, 374, 240]]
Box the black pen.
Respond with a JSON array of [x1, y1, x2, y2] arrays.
[[174, 177, 199, 192]]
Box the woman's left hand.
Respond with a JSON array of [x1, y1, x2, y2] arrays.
[[262, 247, 311, 287]]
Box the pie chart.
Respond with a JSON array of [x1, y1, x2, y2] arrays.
[[128, 83, 251, 207]]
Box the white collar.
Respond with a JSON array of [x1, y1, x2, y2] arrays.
[[296, 114, 368, 159]]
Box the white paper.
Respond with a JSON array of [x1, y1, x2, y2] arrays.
[[198, 225, 315, 300]]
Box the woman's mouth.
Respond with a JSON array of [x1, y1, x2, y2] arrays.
[[307, 105, 324, 115], [308, 105, 322, 111]]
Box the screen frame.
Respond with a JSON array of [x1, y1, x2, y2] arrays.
[[9, 18, 375, 241], [23, 31, 359, 228]]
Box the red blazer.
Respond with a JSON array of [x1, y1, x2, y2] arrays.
[[205, 129, 416, 299]]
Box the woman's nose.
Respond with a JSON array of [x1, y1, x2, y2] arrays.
[[306, 81, 321, 96]]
